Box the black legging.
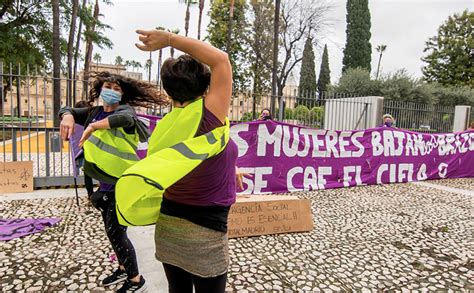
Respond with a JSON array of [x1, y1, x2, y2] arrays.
[[84, 174, 94, 197], [101, 197, 139, 278], [162, 263, 227, 293]]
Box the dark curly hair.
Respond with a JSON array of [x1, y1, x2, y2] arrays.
[[89, 71, 169, 108], [161, 54, 211, 104]]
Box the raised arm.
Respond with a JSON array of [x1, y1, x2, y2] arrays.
[[135, 29, 232, 123]]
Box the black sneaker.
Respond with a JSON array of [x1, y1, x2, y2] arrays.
[[116, 276, 147, 293], [102, 267, 127, 286]]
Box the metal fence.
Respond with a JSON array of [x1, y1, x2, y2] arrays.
[[227, 91, 370, 129], [0, 63, 82, 187], [0, 62, 459, 187], [383, 100, 455, 133]]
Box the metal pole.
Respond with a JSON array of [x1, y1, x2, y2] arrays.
[[74, 177, 80, 208]]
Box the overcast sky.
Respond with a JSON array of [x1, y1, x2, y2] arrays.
[[94, 0, 473, 84]]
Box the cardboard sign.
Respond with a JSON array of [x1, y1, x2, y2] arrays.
[[228, 195, 314, 238], [0, 161, 34, 194]]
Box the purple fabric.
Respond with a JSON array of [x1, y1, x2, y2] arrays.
[[164, 107, 238, 207], [231, 120, 474, 194], [70, 124, 85, 177], [93, 109, 114, 123], [0, 218, 62, 241], [136, 114, 161, 159]]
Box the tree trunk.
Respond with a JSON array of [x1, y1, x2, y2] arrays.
[[197, 0, 204, 40], [226, 0, 235, 53], [52, 0, 61, 127], [157, 49, 163, 87], [271, 0, 280, 115], [0, 72, 3, 115], [277, 83, 285, 121], [252, 58, 260, 120], [73, 0, 87, 103], [148, 52, 152, 82], [185, 2, 190, 37], [1, 79, 12, 116], [83, 0, 99, 99], [376, 52, 382, 79], [67, 0, 79, 107]]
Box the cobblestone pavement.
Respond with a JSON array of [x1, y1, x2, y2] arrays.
[[0, 178, 473, 292]]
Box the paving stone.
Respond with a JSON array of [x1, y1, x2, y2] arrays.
[[2, 178, 473, 291]]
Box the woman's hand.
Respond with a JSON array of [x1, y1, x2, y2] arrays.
[[60, 114, 75, 141], [236, 166, 252, 192], [79, 124, 96, 148], [135, 29, 171, 52]]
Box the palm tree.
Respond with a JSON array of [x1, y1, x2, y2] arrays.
[[197, 0, 205, 40], [180, 0, 197, 37], [93, 53, 102, 66], [83, 0, 100, 96], [73, 0, 87, 103], [375, 44, 387, 79], [66, 0, 79, 106], [145, 58, 153, 82], [52, 0, 61, 126], [115, 56, 123, 66], [124, 60, 131, 70], [131, 61, 142, 72], [156, 26, 166, 86]]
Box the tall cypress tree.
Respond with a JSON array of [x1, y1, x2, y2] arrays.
[[342, 0, 372, 73], [317, 44, 331, 98], [298, 37, 317, 106]]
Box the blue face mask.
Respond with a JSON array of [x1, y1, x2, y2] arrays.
[[384, 121, 392, 127], [100, 88, 122, 105]]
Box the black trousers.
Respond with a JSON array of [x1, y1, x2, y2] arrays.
[[162, 263, 227, 293], [101, 198, 139, 278], [84, 174, 94, 197]]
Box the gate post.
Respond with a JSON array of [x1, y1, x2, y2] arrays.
[[453, 106, 471, 132]]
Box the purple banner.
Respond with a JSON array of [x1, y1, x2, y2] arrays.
[[0, 218, 62, 241], [136, 113, 161, 159], [231, 121, 474, 194]]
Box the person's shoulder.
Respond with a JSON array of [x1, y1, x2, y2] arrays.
[[88, 105, 102, 114], [115, 104, 135, 112]]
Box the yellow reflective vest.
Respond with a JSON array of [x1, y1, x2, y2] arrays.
[[83, 127, 140, 184], [115, 98, 230, 226]]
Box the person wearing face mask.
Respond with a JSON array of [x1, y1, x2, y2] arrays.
[[258, 108, 272, 121], [59, 71, 167, 292], [381, 114, 396, 128]]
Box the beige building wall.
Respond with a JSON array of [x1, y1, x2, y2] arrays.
[[1, 63, 144, 119]]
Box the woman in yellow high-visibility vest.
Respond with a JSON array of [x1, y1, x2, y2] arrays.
[[59, 72, 167, 292], [134, 29, 242, 293]]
